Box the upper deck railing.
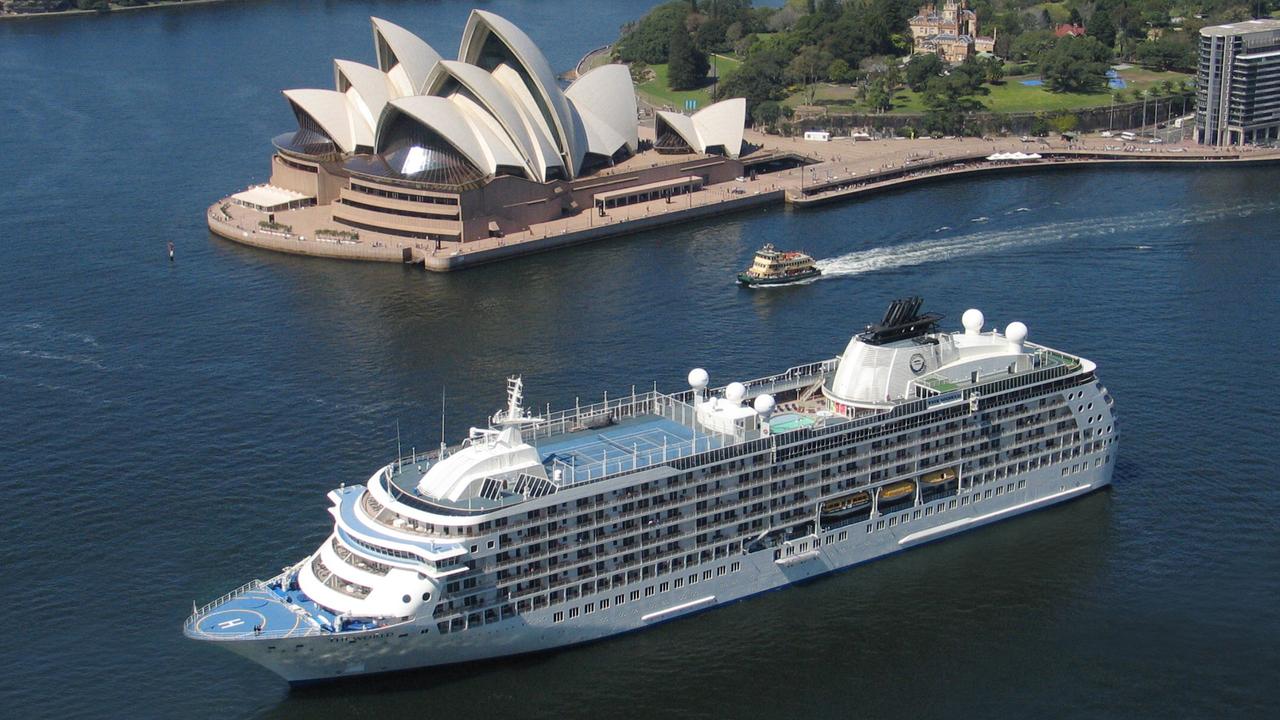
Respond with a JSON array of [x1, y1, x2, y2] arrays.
[[371, 349, 1086, 519]]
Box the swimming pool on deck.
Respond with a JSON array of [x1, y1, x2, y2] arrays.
[[534, 415, 722, 481], [768, 412, 816, 433]]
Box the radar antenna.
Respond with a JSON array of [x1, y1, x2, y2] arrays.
[[492, 376, 544, 429]]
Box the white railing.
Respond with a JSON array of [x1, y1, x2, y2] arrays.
[[187, 578, 265, 626]]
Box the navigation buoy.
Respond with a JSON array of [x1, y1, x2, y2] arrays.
[[168, 242, 175, 261]]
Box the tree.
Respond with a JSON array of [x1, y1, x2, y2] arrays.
[[1040, 35, 1111, 93], [1088, 10, 1118, 50], [866, 78, 893, 113], [980, 55, 1005, 84], [1135, 35, 1195, 72], [922, 74, 985, 134], [827, 58, 854, 84], [752, 100, 783, 127], [787, 45, 834, 104], [905, 53, 944, 92], [617, 2, 694, 64], [1051, 114, 1079, 134], [1009, 29, 1057, 64], [668, 20, 711, 90], [716, 44, 790, 113]]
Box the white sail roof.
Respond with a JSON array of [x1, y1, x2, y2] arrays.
[[277, 11, 648, 181], [371, 17, 441, 96], [384, 96, 524, 177], [566, 64, 638, 155], [656, 98, 747, 159], [333, 60, 393, 140], [282, 88, 369, 153], [426, 60, 562, 181], [459, 9, 585, 176]]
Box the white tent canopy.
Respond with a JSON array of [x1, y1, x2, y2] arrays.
[[230, 185, 314, 212]]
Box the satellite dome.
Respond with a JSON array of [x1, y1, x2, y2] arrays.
[[688, 368, 709, 389], [1005, 321, 1028, 347], [725, 382, 746, 404], [753, 393, 776, 416], [962, 308, 984, 335]]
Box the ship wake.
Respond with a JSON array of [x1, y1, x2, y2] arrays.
[[814, 201, 1278, 278]]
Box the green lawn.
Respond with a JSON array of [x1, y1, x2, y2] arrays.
[[636, 55, 741, 110], [785, 69, 1192, 115]]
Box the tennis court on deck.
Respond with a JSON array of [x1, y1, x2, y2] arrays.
[[536, 415, 721, 479]]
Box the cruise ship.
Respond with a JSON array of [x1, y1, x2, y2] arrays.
[[185, 298, 1117, 683]]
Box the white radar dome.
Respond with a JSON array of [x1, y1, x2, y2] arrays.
[[962, 308, 984, 335], [1005, 321, 1028, 348], [725, 382, 746, 404], [753, 394, 776, 416], [688, 368, 709, 389]]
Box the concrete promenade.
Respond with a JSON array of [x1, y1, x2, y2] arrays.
[[207, 132, 1280, 270]]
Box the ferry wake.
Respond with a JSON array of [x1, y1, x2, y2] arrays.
[[185, 298, 1117, 683]]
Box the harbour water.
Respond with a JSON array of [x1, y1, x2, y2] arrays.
[[2, 2, 1278, 718]]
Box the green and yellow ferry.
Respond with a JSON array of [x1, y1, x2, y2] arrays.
[[737, 243, 821, 286]]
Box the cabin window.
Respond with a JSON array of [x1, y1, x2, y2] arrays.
[[645, 587, 655, 597], [553, 612, 563, 623]]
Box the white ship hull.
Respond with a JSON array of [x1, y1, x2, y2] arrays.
[[221, 461, 1112, 684]]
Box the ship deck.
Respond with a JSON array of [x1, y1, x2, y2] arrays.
[[533, 414, 723, 483], [188, 584, 332, 640]]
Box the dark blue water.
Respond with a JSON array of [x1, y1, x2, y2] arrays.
[[2, 3, 1278, 718]]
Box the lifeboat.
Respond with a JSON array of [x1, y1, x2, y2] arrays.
[[821, 490, 871, 516], [920, 467, 958, 486], [879, 480, 915, 502]]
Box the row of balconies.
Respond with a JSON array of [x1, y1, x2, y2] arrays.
[[360, 381, 1089, 605]]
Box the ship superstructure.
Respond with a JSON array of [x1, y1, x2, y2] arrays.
[[186, 299, 1117, 683]]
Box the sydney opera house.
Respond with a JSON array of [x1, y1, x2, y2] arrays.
[[210, 10, 765, 265]]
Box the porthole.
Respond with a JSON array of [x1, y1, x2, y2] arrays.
[[402, 594, 411, 604], [422, 592, 431, 602]]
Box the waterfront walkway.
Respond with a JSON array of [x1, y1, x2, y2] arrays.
[[207, 132, 1280, 271]]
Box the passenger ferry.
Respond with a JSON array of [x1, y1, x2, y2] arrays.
[[185, 298, 1117, 683], [737, 243, 821, 286]]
